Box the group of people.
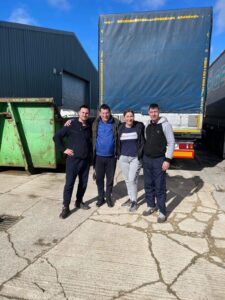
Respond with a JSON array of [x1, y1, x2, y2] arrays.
[[53, 103, 175, 223]]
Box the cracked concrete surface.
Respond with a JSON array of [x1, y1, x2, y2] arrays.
[[0, 150, 225, 299], [0, 231, 28, 284]]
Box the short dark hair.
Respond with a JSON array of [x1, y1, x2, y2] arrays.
[[149, 103, 159, 110], [123, 109, 134, 117], [99, 104, 111, 111], [79, 104, 89, 110]]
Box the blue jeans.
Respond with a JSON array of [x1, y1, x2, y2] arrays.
[[143, 155, 166, 215]]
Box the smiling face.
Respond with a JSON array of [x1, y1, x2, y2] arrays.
[[99, 108, 111, 122], [78, 107, 89, 123], [149, 107, 160, 122], [124, 111, 134, 127]]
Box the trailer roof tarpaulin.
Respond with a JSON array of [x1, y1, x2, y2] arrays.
[[99, 7, 212, 113]]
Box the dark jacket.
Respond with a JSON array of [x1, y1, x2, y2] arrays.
[[53, 119, 92, 160], [92, 116, 120, 165], [118, 121, 145, 160]]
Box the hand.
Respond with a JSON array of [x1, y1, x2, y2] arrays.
[[64, 148, 74, 156], [64, 119, 72, 127], [162, 161, 170, 171]]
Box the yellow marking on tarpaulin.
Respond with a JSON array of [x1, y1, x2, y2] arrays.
[[177, 15, 199, 19], [113, 15, 199, 24], [117, 17, 176, 23], [200, 57, 208, 111]]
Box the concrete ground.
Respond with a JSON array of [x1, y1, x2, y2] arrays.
[[0, 150, 225, 300]]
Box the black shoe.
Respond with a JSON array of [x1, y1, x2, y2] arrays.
[[106, 197, 114, 208], [129, 202, 137, 212], [59, 207, 70, 219], [96, 198, 105, 207], [75, 201, 90, 210], [121, 199, 131, 207]]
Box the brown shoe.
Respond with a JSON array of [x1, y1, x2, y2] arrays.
[[59, 207, 70, 219], [96, 198, 105, 207], [75, 201, 90, 210], [106, 197, 114, 207]]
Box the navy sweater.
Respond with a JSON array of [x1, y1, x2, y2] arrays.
[[53, 119, 92, 159]]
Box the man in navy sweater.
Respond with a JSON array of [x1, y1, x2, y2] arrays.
[[53, 105, 92, 219], [92, 104, 120, 207]]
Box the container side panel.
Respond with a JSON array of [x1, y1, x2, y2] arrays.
[[0, 104, 25, 167], [16, 104, 56, 168]]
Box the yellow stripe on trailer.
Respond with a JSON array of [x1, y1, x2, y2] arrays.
[[174, 129, 201, 133], [197, 115, 201, 129]]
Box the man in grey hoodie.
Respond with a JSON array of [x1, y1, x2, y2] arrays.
[[143, 103, 175, 222]]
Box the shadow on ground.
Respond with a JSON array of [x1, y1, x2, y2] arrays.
[[113, 172, 203, 216], [166, 175, 203, 215]]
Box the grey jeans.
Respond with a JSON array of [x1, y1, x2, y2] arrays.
[[119, 155, 142, 202]]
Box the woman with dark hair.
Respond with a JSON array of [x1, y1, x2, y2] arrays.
[[118, 110, 145, 211]]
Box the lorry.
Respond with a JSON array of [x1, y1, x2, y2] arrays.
[[204, 49, 225, 158], [99, 7, 212, 158]]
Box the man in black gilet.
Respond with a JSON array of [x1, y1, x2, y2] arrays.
[[143, 103, 175, 222]]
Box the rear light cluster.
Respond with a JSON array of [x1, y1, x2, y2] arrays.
[[178, 143, 194, 150], [173, 143, 195, 159]]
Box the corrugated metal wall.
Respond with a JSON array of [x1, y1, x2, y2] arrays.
[[0, 21, 98, 109], [62, 72, 89, 110]]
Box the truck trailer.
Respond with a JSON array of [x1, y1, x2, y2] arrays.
[[99, 7, 212, 158], [204, 49, 225, 158]]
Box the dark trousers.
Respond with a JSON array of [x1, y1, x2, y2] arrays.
[[63, 156, 90, 208], [95, 156, 117, 200], [143, 155, 166, 215]]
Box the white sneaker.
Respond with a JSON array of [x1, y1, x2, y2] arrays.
[[157, 212, 166, 223]]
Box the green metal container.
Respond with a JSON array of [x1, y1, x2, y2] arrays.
[[0, 98, 63, 171]]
